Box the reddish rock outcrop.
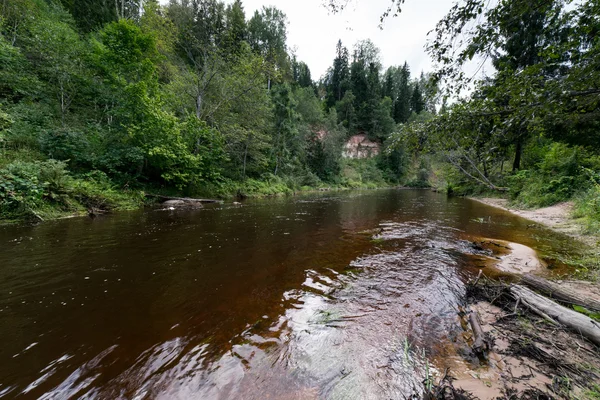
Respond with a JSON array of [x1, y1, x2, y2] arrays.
[[342, 134, 380, 159]]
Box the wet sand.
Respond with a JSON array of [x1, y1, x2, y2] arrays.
[[451, 200, 600, 398], [470, 198, 598, 246]]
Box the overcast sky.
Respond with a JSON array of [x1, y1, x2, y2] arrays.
[[239, 0, 455, 79]]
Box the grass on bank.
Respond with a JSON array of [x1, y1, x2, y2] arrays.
[[0, 158, 145, 222], [0, 156, 405, 223]]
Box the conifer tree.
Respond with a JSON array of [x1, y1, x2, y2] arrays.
[[394, 62, 411, 123]]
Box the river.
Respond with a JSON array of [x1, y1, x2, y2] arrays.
[[0, 189, 580, 399]]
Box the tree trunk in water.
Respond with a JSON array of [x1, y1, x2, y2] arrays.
[[521, 274, 600, 312], [512, 138, 522, 171], [509, 284, 600, 346]]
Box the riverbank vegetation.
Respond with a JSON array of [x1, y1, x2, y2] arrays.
[[384, 0, 600, 235], [2, 0, 600, 235], [0, 0, 436, 222]]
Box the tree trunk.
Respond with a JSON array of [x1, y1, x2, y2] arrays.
[[60, 82, 66, 127], [11, 20, 18, 46], [521, 274, 600, 313], [509, 284, 600, 346], [512, 138, 522, 172], [242, 138, 250, 179], [196, 94, 202, 119]]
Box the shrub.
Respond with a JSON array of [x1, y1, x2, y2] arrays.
[[508, 143, 596, 207], [71, 170, 143, 210], [573, 182, 600, 234], [0, 160, 70, 219]]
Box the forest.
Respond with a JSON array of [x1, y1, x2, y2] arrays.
[[386, 0, 600, 233], [1, 0, 599, 229], [0, 0, 435, 221]]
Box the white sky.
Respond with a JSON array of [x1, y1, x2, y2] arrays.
[[240, 0, 455, 79], [159, 0, 457, 79]]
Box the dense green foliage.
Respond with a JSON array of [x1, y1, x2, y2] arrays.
[[320, 40, 435, 140], [383, 0, 600, 233], [7, 0, 599, 230], [0, 0, 437, 221]]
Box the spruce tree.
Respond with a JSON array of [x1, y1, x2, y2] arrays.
[[326, 40, 350, 109], [224, 0, 247, 56], [410, 82, 425, 115], [394, 62, 411, 123]]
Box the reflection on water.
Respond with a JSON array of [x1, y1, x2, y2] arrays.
[[0, 189, 580, 399]]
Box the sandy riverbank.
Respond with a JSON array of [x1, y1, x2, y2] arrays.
[[444, 200, 600, 398], [471, 197, 599, 246]]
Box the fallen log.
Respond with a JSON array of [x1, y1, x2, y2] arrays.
[[509, 284, 600, 347], [145, 194, 221, 204], [468, 310, 489, 357], [521, 274, 600, 313]]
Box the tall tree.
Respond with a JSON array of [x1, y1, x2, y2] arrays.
[[410, 82, 425, 115], [394, 62, 411, 123], [223, 0, 246, 57], [382, 66, 397, 100], [271, 83, 300, 175], [58, 0, 118, 32], [292, 57, 313, 88], [326, 39, 350, 108], [495, 1, 559, 171], [167, 0, 226, 118], [247, 6, 289, 89]]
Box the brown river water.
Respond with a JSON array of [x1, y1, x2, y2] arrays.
[[0, 189, 582, 399]]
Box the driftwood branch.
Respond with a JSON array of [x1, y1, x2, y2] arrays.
[[469, 310, 489, 357], [509, 284, 600, 347], [471, 269, 483, 286], [521, 274, 600, 313]]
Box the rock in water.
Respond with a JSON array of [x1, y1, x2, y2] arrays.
[[163, 200, 185, 206]]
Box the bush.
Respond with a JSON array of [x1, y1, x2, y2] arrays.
[[341, 158, 388, 188], [405, 157, 432, 188], [573, 182, 600, 234], [508, 143, 597, 207], [71, 171, 143, 210], [0, 161, 143, 221], [0, 160, 70, 219]]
